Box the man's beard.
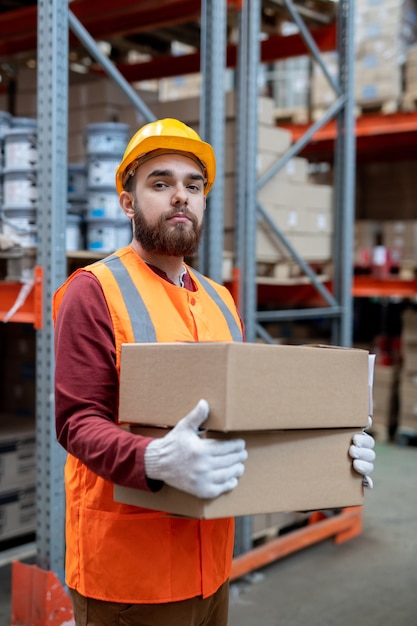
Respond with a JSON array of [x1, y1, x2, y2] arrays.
[[133, 201, 203, 257]]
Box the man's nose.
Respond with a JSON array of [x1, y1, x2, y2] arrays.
[[172, 184, 188, 206]]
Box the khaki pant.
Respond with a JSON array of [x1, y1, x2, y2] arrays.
[[69, 580, 229, 626]]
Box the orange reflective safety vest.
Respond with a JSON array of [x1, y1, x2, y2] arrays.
[[53, 245, 243, 604]]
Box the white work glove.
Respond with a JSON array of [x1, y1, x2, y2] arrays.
[[349, 416, 376, 489], [144, 399, 248, 499]]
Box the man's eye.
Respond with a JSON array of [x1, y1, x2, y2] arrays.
[[154, 181, 168, 189]]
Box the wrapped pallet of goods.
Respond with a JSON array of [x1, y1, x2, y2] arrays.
[[403, 43, 417, 107], [355, 0, 417, 112]]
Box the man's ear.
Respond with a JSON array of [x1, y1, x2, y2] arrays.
[[120, 191, 135, 219]]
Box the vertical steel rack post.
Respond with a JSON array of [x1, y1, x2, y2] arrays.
[[36, 0, 69, 581], [199, 0, 228, 283]]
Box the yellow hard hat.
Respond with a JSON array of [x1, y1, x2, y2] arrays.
[[115, 118, 216, 195]]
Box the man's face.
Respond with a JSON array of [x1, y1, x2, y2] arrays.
[[130, 153, 206, 257]]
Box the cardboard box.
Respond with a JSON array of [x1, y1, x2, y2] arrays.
[[286, 233, 333, 262], [400, 375, 417, 424], [403, 309, 417, 346], [372, 365, 394, 412], [265, 205, 333, 235], [252, 511, 306, 540], [119, 342, 369, 431], [0, 485, 36, 541], [0, 421, 36, 492], [256, 226, 286, 262], [114, 426, 364, 518], [383, 221, 417, 261]]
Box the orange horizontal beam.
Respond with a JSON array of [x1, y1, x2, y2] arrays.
[[285, 111, 417, 141], [0, 281, 36, 324], [244, 274, 417, 308], [0, 268, 42, 328], [352, 275, 417, 298], [280, 111, 417, 162], [231, 506, 362, 581]]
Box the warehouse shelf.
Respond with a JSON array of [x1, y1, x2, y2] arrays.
[[0, 0, 391, 609], [231, 506, 363, 582]]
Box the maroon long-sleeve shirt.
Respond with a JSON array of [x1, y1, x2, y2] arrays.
[[54, 267, 196, 491]]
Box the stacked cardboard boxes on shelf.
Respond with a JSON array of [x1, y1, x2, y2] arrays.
[[354, 157, 417, 274], [311, 52, 339, 115], [308, 0, 417, 116], [252, 104, 333, 267], [271, 56, 311, 123], [0, 421, 37, 541], [383, 220, 417, 269], [400, 309, 417, 434], [354, 0, 417, 110], [371, 363, 397, 439], [354, 218, 417, 274], [403, 43, 417, 104], [0, 324, 37, 541], [356, 161, 417, 222]]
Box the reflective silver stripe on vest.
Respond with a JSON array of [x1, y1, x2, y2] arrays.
[[101, 255, 157, 343], [191, 269, 243, 342]]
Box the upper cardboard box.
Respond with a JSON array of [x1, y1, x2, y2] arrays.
[[119, 342, 369, 431]]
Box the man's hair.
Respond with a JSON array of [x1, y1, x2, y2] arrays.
[[123, 172, 135, 193]]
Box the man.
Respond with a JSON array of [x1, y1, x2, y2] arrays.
[[54, 118, 375, 625]]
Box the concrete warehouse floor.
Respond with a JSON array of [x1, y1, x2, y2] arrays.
[[0, 439, 415, 625]]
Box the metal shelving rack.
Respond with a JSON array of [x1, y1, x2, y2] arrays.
[[3, 0, 365, 614]]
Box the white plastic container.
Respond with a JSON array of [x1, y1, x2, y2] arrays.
[[4, 128, 37, 170], [68, 163, 87, 200], [86, 219, 131, 253], [85, 123, 130, 156], [66, 213, 84, 251], [67, 200, 87, 215], [87, 188, 122, 220], [3, 170, 37, 208], [0, 111, 12, 139], [11, 117, 37, 129], [87, 154, 121, 189], [1, 208, 37, 248]]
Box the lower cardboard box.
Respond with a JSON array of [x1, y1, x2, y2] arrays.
[[114, 427, 364, 519]]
